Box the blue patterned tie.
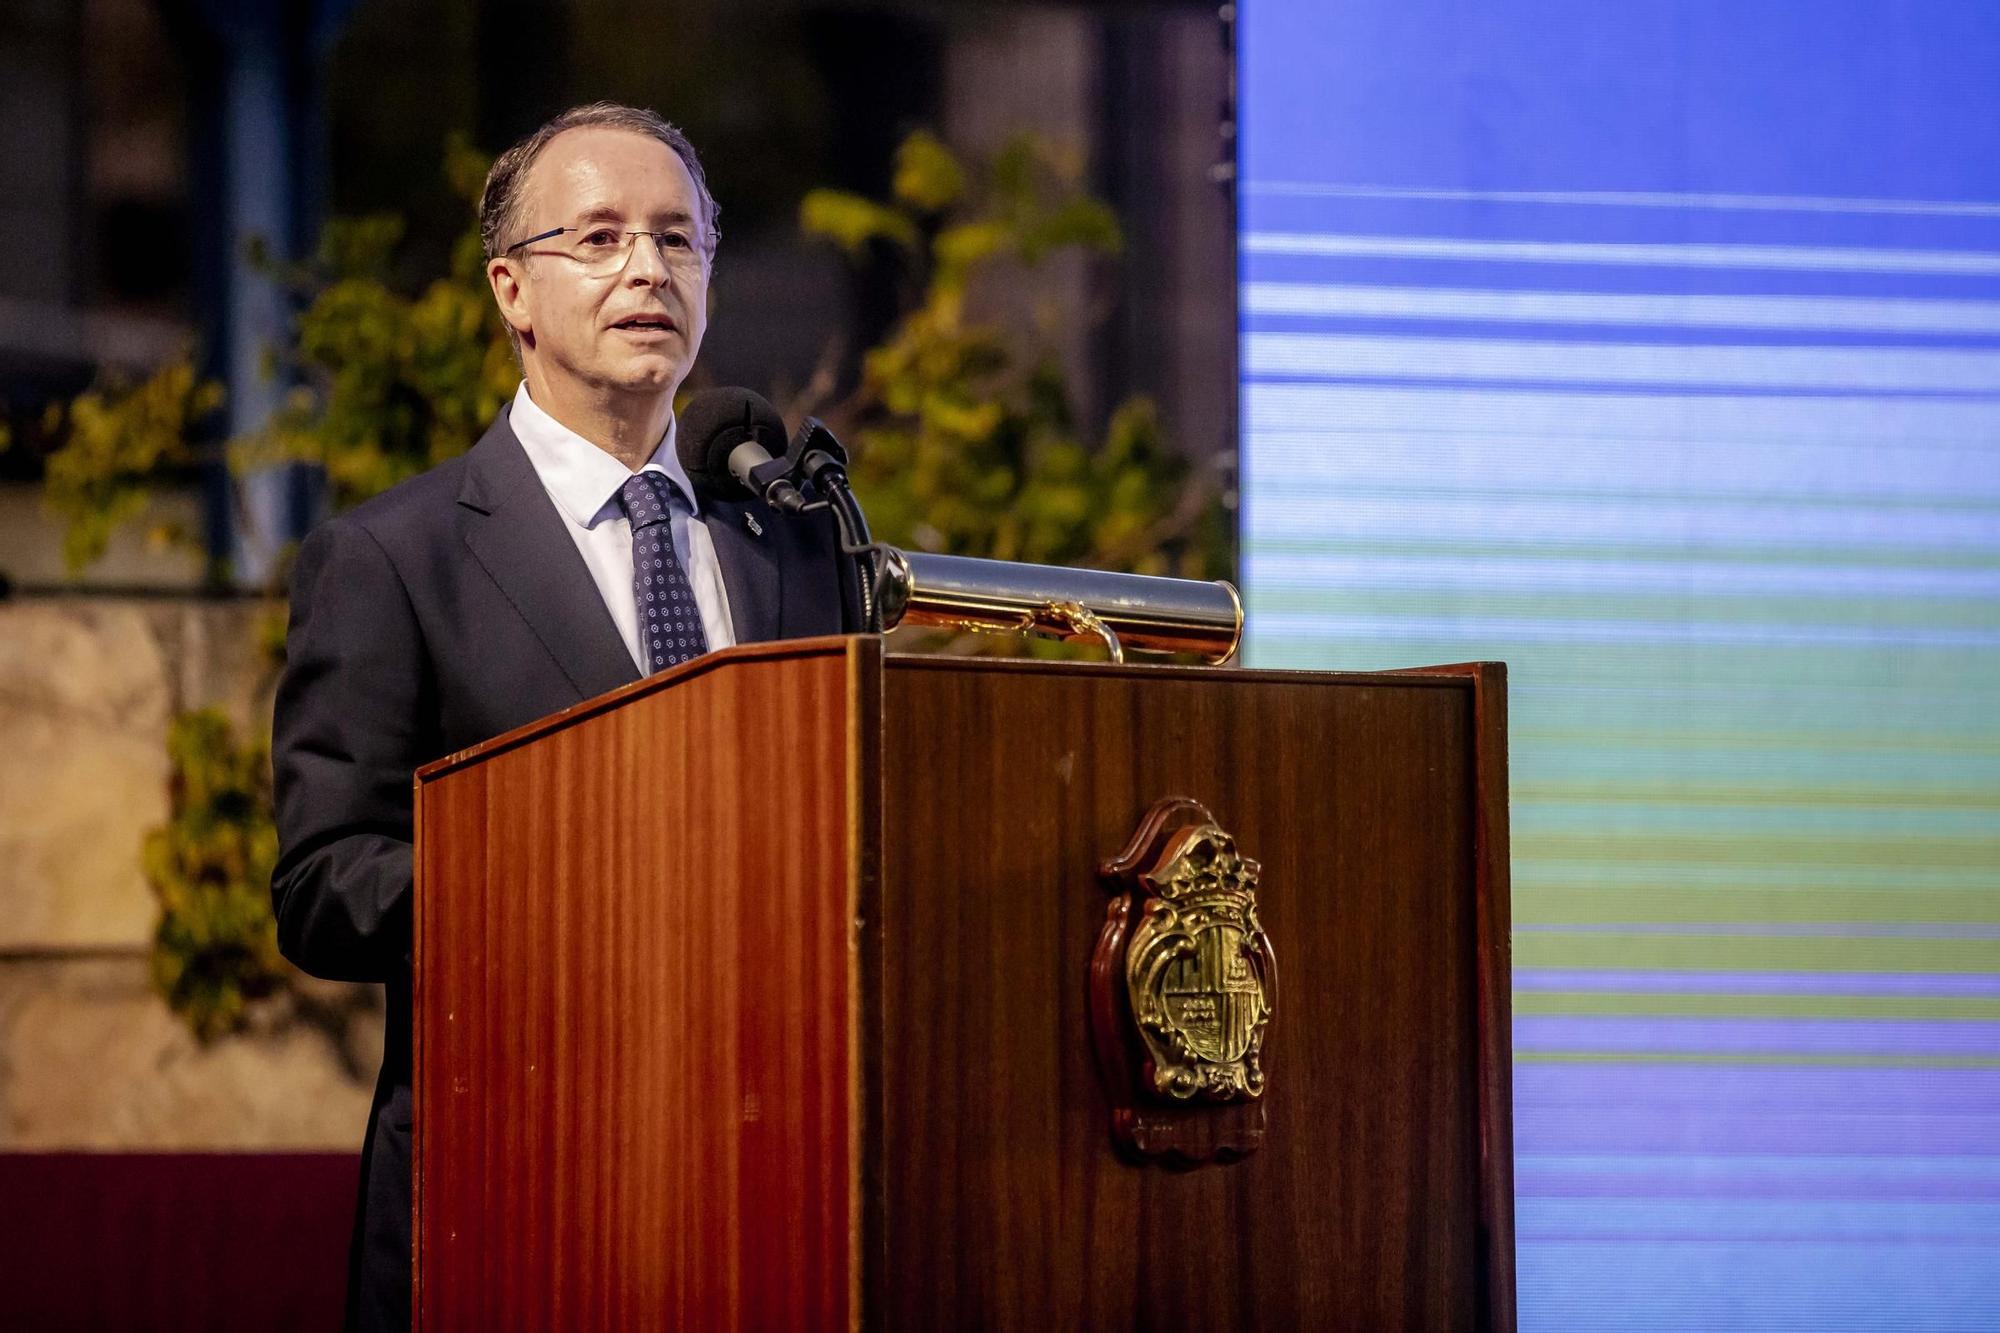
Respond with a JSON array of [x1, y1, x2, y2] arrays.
[[619, 470, 710, 672]]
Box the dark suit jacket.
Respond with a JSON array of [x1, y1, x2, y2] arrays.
[[270, 408, 849, 1333]]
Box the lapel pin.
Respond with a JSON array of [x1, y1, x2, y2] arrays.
[[745, 513, 764, 538]]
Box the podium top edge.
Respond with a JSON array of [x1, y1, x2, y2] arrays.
[[415, 635, 1503, 783], [416, 636, 863, 782]]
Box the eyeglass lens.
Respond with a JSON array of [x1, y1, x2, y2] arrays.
[[559, 228, 704, 275]]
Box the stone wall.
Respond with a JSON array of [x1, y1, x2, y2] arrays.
[[0, 593, 378, 1149]]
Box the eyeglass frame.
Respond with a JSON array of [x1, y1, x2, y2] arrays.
[[500, 223, 711, 271]]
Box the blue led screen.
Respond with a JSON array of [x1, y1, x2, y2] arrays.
[[1237, 4, 2000, 1328]]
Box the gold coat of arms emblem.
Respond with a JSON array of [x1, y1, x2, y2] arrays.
[[1093, 797, 1278, 1162], [1125, 819, 1275, 1101]]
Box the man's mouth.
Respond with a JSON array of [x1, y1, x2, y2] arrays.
[[611, 316, 676, 334]]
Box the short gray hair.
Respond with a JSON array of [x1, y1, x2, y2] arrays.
[[479, 102, 721, 262]]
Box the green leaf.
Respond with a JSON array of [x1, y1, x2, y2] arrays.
[[891, 130, 965, 212], [1019, 198, 1123, 262], [931, 221, 1012, 283], [798, 189, 918, 256]]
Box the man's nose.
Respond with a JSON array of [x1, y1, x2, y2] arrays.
[[623, 233, 670, 287]]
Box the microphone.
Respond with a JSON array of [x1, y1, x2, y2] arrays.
[[680, 396, 884, 632], [676, 387, 807, 513]]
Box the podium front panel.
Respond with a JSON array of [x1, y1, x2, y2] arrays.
[[867, 657, 1507, 1332]]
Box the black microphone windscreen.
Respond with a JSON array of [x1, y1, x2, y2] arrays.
[[676, 388, 787, 496]]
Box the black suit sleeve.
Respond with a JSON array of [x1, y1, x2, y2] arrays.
[[270, 517, 436, 983]]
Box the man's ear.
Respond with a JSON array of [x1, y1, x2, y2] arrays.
[[487, 257, 533, 339]]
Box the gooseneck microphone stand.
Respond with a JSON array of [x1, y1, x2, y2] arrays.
[[790, 418, 884, 633]]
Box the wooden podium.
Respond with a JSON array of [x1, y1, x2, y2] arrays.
[[412, 636, 1515, 1331]]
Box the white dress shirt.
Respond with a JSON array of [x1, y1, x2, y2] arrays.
[[509, 382, 737, 671]]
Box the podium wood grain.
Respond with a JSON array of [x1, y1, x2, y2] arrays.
[[415, 645, 858, 1331], [413, 637, 1514, 1332]]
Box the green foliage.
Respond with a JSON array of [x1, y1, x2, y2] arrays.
[[797, 190, 919, 256], [143, 710, 285, 1041], [891, 130, 966, 212], [801, 131, 1227, 583], [26, 140, 509, 572], [33, 361, 221, 573], [25, 144, 512, 1043], [241, 137, 516, 512]]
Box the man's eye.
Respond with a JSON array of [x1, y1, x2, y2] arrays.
[[661, 231, 692, 249], [581, 229, 622, 247]]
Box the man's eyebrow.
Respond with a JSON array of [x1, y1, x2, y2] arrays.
[[571, 205, 698, 230]]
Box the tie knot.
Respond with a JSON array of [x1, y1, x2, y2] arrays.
[[619, 470, 679, 531]]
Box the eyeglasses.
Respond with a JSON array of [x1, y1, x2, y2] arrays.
[[503, 224, 707, 276]]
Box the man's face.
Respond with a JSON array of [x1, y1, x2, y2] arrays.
[[494, 127, 711, 400]]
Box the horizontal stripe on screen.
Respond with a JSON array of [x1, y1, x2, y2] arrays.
[[1512, 937, 2000, 973], [1518, 1155, 2000, 1201], [1248, 612, 2000, 648], [1244, 333, 2000, 392], [1242, 231, 2000, 276], [1519, 1116, 2000, 1157], [1517, 970, 2000, 996], [1244, 383, 2000, 455], [1243, 183, 2000, 219], [1244, 282, 2000, 334], [1242, 553, 2000, 599], [1515, 1017, 2000, 1056], [1515, 889, 2000, 928]]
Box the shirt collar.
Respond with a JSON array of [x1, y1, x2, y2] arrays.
[[509, 381, 701, 529]]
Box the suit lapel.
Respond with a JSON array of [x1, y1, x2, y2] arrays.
[[456, 412, 640, 701], [700, 494, 782, 644]]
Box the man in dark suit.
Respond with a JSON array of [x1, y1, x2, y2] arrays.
[[270, 103, 848, 1332]]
